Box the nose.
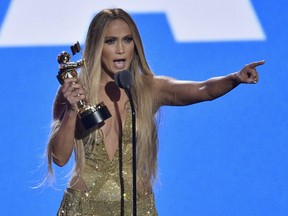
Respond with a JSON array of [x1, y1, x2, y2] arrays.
[[116, 42, 124, 54]]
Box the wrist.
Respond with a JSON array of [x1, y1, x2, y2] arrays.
[[232, 72, 241, 85], [66, 104, 78, 116]]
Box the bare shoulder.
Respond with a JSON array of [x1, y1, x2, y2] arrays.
[[152, 76, 176, 106], [153, 75, 175, 90]]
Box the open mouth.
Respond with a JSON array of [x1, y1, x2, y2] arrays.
[[113, 58, 126, 69]]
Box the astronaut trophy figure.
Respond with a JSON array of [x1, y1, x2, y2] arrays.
[[56, 44, 111, 130]]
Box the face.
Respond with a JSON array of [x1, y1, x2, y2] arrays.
[[101, 19, 135, 75]]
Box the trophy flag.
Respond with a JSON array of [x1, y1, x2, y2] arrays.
[[70, 41, 81, 55]]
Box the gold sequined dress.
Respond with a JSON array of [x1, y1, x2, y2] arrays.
[[57, 106, 158, 216]]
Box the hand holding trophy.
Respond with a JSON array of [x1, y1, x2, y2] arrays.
[[56, 42, 111, 130]]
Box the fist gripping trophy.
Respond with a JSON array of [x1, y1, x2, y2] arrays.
[[56, 42, 111, 130]]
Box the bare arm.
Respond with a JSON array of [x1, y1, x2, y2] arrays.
[[156, 60, 265, 106], [51, 78, 85, 167]]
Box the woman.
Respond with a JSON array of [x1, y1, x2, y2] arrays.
[[46, 8, 265, 215]]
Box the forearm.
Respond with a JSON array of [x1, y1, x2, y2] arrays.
[[52, 109, 78, 167], [201, 72, 240, 101]]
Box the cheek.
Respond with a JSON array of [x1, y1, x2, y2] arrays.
[[101, 49, 111, 65], [102, 45, 114, 58], [127, 45, 135, 60], [101, 49, 108, 60]]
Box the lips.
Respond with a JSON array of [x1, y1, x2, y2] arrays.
[[113, 58, 126, 70]]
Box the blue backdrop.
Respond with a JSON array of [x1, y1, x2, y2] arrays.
[[0, 1, 287, 215]]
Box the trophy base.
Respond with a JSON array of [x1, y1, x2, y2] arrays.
[[79, 102, 111, 130]]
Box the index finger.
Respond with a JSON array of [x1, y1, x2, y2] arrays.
[[248, 60, 266, 68]]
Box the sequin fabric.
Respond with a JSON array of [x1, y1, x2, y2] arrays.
[[57, 104, 158, 216]]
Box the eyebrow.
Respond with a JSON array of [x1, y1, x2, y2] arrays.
[[104, 35, 132, 39]]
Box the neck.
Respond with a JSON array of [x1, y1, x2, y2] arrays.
[[100, 69, 114, 84], [99, 69, 128, 103]]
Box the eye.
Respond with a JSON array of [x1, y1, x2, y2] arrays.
[[105, 38, 116, 45], [124, 36, 133, 44]]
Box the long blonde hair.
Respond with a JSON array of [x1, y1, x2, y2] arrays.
[[47, 8, 159, 188]]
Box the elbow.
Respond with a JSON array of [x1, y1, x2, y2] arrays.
[[52, 155, 69, 167], [206, 94, 216, 101], [199, 85, 216, 102]]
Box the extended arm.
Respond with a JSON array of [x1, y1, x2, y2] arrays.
[[156, 60, 265, 106]]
